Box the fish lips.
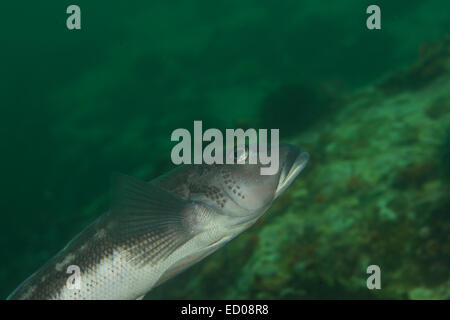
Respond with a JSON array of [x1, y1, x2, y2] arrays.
[[275, 146, 309, 199]]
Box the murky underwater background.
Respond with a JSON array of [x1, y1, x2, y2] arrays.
[[1, 0, 449, 299]]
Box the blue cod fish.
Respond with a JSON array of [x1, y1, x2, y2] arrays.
[[8, 144, 309, 300]]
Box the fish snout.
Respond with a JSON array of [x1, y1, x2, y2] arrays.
[[275, 144, 309, 198]]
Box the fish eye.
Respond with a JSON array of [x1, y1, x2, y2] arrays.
[[234, 146, 248, 164]]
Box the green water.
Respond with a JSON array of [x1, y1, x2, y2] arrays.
[[1, 1, 449, 299]]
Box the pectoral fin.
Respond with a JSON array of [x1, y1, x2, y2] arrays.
[[108, 173, 198, 266]]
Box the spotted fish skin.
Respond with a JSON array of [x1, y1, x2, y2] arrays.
[[8, 144, 309, 300]]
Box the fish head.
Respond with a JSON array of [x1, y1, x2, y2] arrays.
[[186, 143, 309, 220]]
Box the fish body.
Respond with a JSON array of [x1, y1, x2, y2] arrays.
[[8, 144, 309, 300]]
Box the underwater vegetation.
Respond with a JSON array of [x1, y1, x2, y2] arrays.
[[378, 37, 450, 95], [260, 83, 342, 137], [440, 127, 450, 181], [259, 82, 342, 138], [146, 37, 450, 300]]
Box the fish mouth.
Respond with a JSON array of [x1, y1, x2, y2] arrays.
[[275, 146, 309, 199]]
